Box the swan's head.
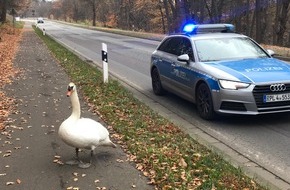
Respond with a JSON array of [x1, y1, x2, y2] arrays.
[[67, 82, 76, 97]]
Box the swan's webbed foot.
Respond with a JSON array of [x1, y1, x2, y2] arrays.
[[78, 161, 91, 169], [65, 159, 79, 165], [66, 148, 93, 168], [65, 159, 91, 168], [65, 148, 81, 165], [78, 149, 93, 168]]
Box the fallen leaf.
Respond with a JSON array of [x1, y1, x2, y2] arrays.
[[6, 182, 15, 185], [179, 158, 187, 168], [3, 153, 11, 157], [57, 161, 64, 165], [73, 172, 78, 176], [73, 178, 78, 182], [116, 159, 124, 163]]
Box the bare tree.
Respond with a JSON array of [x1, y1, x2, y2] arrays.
[[0, 0, 8, 22], [44, 0, 290, 47], [0, 0, 32, 22], [274, 0, 290, 46], [82, 0, 97, 26]]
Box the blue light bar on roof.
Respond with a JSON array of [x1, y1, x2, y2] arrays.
[[183, 23, 197, 33], [182, 23, 235, 34]]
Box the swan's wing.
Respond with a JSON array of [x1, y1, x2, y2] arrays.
[[59, 118, 113, 149], [74, 118, 110, 139]]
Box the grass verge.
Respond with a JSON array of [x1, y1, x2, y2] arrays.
[[33, 25, 267, 190]]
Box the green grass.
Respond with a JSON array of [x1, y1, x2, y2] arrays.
[[33, 26, 268, 190], [1, 15, 25, 29], [13, 21, 25, 29]]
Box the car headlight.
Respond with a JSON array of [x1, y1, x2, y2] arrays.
[[219, 80, 250, 90]]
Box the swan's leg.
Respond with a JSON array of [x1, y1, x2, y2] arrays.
[[78, 150, 92, 169], [65, 148, 80, 165]]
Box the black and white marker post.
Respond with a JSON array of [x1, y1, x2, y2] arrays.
[[102, 43, 108, 83]]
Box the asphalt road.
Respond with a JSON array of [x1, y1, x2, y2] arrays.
[[26, 19, 290, 189], [0, 22, 153, 190]]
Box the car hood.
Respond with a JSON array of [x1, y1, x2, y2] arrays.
[[204, 58, 290, 83]]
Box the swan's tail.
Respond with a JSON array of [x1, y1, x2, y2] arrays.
[[110, 141, 117, 148], [107, 139, 117, 148], [102, 138, 117, 148]]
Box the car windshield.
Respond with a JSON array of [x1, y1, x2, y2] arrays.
[[194, 37, 268, 62]]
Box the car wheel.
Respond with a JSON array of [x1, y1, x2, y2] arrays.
[[196, 83, 215, 120], [151, 68, 165, 95]]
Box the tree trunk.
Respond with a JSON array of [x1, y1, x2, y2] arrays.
[[175, 0, 186, 32], [158, 0, 166, 34], [163, 0, 173, 33], [255, 0, 262, 43], [72, 0, 79, 22], [92, 0, 96, 26], [0, 0, 8, 23], [246, 0, 251, 36], [288, 31, 290, 47], [276, 0, 290, 46], [204, 0, 213, 23]]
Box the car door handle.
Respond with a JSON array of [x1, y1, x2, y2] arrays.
[[171, 63, 179, 67]]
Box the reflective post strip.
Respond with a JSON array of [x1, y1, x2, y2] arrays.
[[102, 43, 108, 83], [42, 28, 46, 36]]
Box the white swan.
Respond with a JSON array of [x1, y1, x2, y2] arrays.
[[58, 82, 116, 168]]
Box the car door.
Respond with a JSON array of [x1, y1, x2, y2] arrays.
[[155, 37, 183, 90], [169, 37, 197, 101]]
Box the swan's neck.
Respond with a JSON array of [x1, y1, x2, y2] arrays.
[[69, 90, 81, 119]]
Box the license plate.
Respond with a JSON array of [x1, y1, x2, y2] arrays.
[[263, 93, 290, 103]]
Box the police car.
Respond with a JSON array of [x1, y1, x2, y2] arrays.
[[150, 23, 290, 120], [37, 17, 44, 23]]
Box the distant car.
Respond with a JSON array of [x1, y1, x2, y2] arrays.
[[37, 17, 44, 23], [150, 23, 290, 120]]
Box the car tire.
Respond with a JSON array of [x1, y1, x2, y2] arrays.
[[151, 68, 165, 95], [196, 83, 215, 120]]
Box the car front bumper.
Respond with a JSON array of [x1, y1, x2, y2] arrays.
[[212, 83, 290, 115]]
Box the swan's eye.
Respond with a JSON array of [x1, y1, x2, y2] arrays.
[[68, 86, 74, 91]]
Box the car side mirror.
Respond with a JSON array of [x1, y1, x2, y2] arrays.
[[267, 49, 275, 56], [177, 54, 190, 63]]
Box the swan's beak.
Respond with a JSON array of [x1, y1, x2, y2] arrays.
[[67, 90, 72, 97]]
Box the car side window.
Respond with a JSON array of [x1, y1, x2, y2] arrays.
[[158, 37, 194, 61], [158, 37, 181, 55], [179, 38, 194, 61], [157, 38, 171, 52]]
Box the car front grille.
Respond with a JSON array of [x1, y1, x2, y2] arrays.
[[253, 84, 290, 112], [220, 101, 247, 111]]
